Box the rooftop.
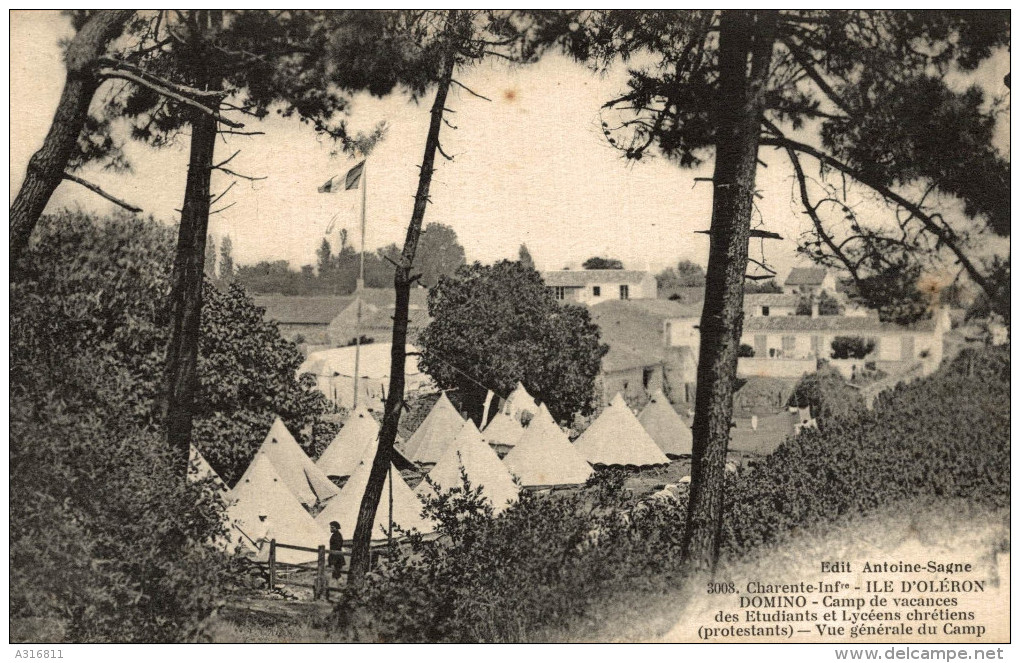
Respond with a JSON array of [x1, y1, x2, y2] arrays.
[[254, 288, 428, 325], [744, 293, 801, 308], [743, 314, 936, 333], [542, 269, 651, 287], [254, 295, 352, 325], [784, 267, 829, 286]]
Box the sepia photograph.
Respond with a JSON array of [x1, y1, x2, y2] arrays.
[[9, 9, 1011, 652]]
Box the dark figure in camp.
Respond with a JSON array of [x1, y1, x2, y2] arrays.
[[329, 521, 345, 580]]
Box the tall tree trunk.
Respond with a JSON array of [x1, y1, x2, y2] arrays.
[[346, 45, 456, 588], [162, 19, 221, 476], [681, 10, 777, 575], [10, 9, 133, 271]]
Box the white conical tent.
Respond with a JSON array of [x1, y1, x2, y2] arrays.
[[399, 392, 464, 465], [188, 445, 228, 495], [481, 411, 525, 452], [575, 394, 671, 468], [258, 417, 340, 507], [316, 404, 380, 479], [315, 452, 435, 541], [423, 420, 519, 513], [504, 382, 538, 423], [226, 452, 327, 564], [503, 404, 593, 488], [638, 391, 693, 457]]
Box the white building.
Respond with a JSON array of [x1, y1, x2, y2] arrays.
[[744, 293, 800, 317], [542, 269, 657, 305], [783, 267, 838, 296]]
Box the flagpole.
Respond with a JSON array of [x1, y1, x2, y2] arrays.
[[352, 162, 366, 409]]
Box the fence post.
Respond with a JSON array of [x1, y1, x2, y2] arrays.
[[316, 545, 327, 600], [268, 539, 277, 591]]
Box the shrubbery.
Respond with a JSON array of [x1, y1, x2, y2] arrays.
[[335, 470, 687, 642], [788, 364, 866, 425], [335, 346, 1009, 642], [10, 211, 339, 640], [831, 335, 875, 359], [724, 346, 1010, 554], [10, 360, 230, 641], [12, 211, 338, 484]]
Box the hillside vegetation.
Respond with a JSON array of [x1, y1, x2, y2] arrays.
[[332, 346, 1009, 642]]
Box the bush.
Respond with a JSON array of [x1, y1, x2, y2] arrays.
[[10, 366, 230, 642], [724, 346, 1010, 555], [738, 343, 755, 358], [334, 470, 687, 642], [12, 212, 338, 484], [788, 364, 865, 425], [830, 335, 875, 359], [331, 347, 1008, 642]]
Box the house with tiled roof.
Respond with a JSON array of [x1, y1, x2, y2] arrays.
[[542, 269, 657, 305], [255, 287, 428, 348], [738, 308, 950, 379], [783, 267, 837, 295], [327, 292, 431, 346], [744, 292, 800, 317], [589, 299, 698, 405]]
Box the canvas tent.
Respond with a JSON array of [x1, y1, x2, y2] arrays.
[[574, 394, 671, 468], [503, 404, 593, 489], [316, 404, 380, 480], [226, 452, 327, 564], [399, 392, 465, 466], [637, 391, 693, 457], [298, 343, 432, 409], [315, 452, 434, 541], [188, 445, 228, 494], [503, 382, 538, 424], [258, 417, 340, 507], [481, 411, 525, 457], [422, 420, 519, 513]]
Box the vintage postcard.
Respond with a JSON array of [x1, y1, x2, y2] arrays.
[[9, 9, 1011, 654]]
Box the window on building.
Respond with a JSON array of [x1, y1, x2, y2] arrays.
[[762, 306, 770, 317], [552, 286, 565, 300], [593, 286, 601, 297], [782, 335, 797, 354], [620, 284, 629, 300], [643, 367, 654, 388]]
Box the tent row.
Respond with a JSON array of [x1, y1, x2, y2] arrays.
[[395, 384, 694, 495], [190, 414, 436, 564], [188, 383, 695, 562]]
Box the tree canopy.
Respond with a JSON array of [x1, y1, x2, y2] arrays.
[[11, 211, 337, 484], [418, 260, 608, 423], [572, 10, 1009, 303], [582, 256, 624, 270], [656, 259, 707, 289]]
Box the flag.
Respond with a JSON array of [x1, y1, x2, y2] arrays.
[[318, 160, 365, 193], [481, 390, 495, 429]]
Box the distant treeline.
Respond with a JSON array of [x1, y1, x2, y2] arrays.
[[208, 223, 466, 296]]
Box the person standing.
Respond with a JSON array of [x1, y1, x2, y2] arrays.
[[329, 521, 345, 580]]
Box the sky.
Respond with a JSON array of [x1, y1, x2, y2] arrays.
[[9, 11, 1010, 280]]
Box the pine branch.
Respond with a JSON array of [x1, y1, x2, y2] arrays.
[[761, 124, 989, 294], [451, 79, 492, 102], [62, 172, 141, 213], [95, 64, 244, 129], [213, 166, 266, 181]]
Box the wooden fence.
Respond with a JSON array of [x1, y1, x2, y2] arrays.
[[264, 539, 397, 600]]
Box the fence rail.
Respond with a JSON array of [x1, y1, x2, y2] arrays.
[[263, 538, 403, 600]]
